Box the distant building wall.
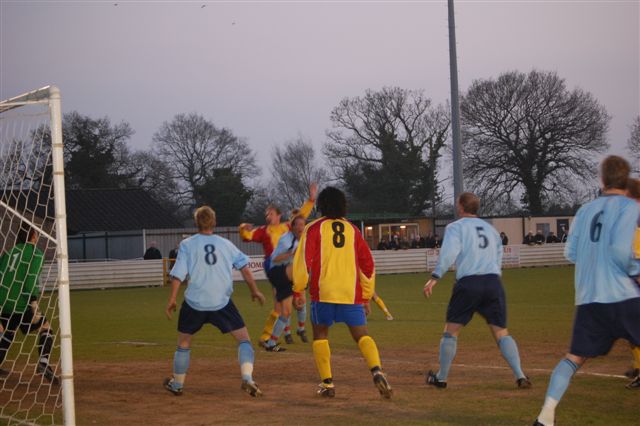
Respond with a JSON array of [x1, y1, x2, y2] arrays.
[[67, 226, 264, 260], [488, 216, 574, 245]]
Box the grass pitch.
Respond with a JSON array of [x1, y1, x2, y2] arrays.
[[68, 266, 638, 425]]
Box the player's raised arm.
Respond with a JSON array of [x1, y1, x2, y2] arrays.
[[238, 223, 257, 241], [298, 182, 318, 219]]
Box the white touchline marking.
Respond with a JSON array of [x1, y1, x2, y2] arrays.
[[453, 363, 627, 379]]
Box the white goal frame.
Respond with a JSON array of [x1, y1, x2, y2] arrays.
[[0, 86, 75, 425]]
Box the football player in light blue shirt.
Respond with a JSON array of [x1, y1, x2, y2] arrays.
[[163, 206, 266, 397], [423, 192, 530, 390], [535, 156, 640, 426], [262, 214, 307, 350]]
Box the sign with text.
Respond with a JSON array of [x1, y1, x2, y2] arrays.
[[232, 256, 267, 281], [501, 245, 521, 268]]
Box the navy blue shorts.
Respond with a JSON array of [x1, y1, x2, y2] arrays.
[[310, 301, 367, 327], [268, 265, 294, 302], [570, 297, 640, 358], [446, 274, 507, 328], [177, 299, 245, 335]]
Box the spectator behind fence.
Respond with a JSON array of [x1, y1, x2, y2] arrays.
[[500, 232, 509, 246], [534, 230, 545, 245], [411, 236, 420, 249], [388, 235, 399, 250], [426, 233, 436, 249], [559, 226, 569, 243], [546, 232, 559, 244], [377, 239, 389, 251], [523, 231, 535, 245], [169, 242, 179, 269], [143, 241, 162, 260]]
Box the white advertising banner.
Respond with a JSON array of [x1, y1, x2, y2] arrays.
[[501, 245, 521, 268], [425, 245, 521, 272], [232, 256, 267, 281]]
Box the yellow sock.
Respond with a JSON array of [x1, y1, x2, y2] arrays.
[[260, 310, 279, 342], [358, 335, 381, 370], [312, 339, 332, 381], [373, 295, 391, 316], [632, 346, 640, 369]]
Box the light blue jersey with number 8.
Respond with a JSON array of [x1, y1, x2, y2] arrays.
[[170, 233, 250, 311], [433, 217, 503, 280]]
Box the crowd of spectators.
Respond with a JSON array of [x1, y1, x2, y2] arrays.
[[374, 226, 569, 250], [522, 227, 568, 245], [376, 233, 442, 250]]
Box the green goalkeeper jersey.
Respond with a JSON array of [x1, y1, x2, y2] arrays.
[[0, 243, 44, 314]]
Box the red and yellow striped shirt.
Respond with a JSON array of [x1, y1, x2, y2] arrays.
[[239, 199, 314, 259], [293, 217, 375, 304]]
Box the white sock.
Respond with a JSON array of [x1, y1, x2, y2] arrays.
[[537, 396, 558, 425]]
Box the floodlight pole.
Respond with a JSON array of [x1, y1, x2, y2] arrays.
[[448, 0, 464, 218]]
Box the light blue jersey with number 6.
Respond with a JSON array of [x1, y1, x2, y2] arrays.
[[565, 194, 640, 305], [170, 233, 250, 311], [432, 217, 503, 280]]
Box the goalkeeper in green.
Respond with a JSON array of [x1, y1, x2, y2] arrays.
[[0, 225, 58, 384]]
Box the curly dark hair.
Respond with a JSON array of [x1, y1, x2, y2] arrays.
[[317, 187, 347, 219]]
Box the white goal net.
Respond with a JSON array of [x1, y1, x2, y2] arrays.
[[0, 87, 75, 425]]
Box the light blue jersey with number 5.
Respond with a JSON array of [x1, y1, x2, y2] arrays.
[[433, 217, 503, 280], [565, 194, 640, 305], [170, 233, 250, 311]]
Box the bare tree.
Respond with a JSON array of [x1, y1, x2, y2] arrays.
[[324, 87, 449, 216], [461, 70, 609, 214], [626, 116, 640, 172], [62, 111, 135, 189], [270, 136, 328, 213], [152, 113, 258, 210]]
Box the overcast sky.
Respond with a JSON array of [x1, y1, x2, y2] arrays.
[[1, 0, 638, 183]]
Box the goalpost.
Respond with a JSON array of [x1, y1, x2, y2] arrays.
[[0, 87, 75, 425]]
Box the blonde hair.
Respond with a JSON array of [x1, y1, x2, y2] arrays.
[[194, 206, 216, 231]]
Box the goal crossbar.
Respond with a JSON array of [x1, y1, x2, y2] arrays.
[[0, 86, 52, 113]]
